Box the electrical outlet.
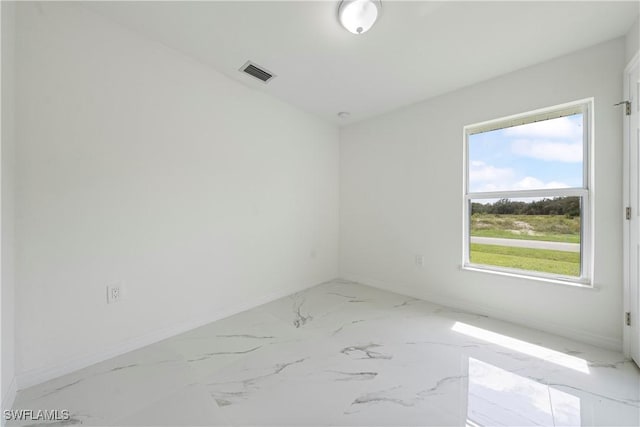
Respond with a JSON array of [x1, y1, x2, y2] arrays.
[[415, 255, 425, 267], [106, 284, 123, 304]]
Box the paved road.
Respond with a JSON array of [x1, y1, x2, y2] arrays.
[[470, 236, 580, 252]]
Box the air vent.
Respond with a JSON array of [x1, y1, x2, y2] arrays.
[[240, 61, 276, 83]]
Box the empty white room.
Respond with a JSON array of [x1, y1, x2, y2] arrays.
[[1, 1, 640, 426]]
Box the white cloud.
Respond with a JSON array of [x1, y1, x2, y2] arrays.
[[469, 161, 513, 192], [511, 139, 582, 163], [513, 176, 569, 190], [503, 116, 582, 140], [469, 161, 569, 192], [503, 115, 583, 163], [469, 160, 513, 182]]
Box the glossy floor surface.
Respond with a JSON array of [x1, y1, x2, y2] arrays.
[[10, 280, 640, 426]]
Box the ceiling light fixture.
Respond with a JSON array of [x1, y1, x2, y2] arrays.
[[338, 0, 381, 35]]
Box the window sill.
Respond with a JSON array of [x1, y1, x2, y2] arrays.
[[462, 264, 596, 290]]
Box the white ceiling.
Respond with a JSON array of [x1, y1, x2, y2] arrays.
[[83, 1, 639, 126]]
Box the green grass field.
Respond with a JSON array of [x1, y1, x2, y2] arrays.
[[470, 243, 580, 276], [470, 214, 580, 243]]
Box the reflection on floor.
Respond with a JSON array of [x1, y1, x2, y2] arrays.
[[9, 280, 640, 426]]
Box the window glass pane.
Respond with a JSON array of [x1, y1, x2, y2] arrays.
[[468, 114, 583, 193], [469, 196, 581, 277]]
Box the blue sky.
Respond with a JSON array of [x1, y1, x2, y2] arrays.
[[468, 113, 583, 193]]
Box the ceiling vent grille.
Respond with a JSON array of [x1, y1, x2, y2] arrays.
[[240, 61, 276, 83]]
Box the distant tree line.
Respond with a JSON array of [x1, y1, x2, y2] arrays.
[[471, 197, 580, 217]]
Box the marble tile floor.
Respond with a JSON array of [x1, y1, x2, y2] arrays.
[[9, 280, 640, 426]]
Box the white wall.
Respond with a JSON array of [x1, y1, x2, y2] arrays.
[[340, 38, 626, 350], [1, 0, 16, 413], [625, 17, 639, 64], [14, 2, 339, 386]]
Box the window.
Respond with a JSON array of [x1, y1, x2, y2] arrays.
[[463, 99, 592, 286]]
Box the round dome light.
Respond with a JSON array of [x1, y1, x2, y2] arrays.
[[338, 0, 381, 35]]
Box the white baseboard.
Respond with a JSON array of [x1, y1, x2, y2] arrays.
[[16, 278, 334, 391], [1, 376, 17, 424], [341, 273, 622, 352]]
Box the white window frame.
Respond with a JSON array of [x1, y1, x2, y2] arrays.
[[462, 98, 594, 287]]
